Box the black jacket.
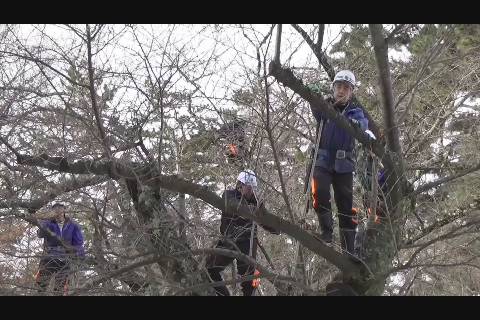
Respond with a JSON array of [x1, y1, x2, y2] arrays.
[[220, 189, 279, 241]]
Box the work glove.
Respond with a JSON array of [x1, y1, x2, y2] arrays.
[[365, 129, 376, 140], [349, 118, 360, 127]]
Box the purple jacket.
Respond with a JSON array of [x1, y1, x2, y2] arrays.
[[37, 217, 85, 259]]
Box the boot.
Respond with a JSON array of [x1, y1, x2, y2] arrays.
[[207, 267, 231, 296], [241, 283, 255, 296], [340, 228, 359, 262], [354, 224, 366, 261], [317, 212, 334, 244]]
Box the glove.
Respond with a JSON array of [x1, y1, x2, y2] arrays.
[[365, 129, 376, 140], [307, 83, 321, 94], [350, 118, 360, 127]]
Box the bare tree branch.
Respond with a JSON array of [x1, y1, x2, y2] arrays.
[[86, 24, 111, 158], [13, 151, 362, 278], [385, 24, 406, 44], [291, 24, 335, 81], [403, 206, 479, 246], [0, 176, 109, 212], [412, 161, 480, 196]]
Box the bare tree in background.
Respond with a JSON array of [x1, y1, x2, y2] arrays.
[[0, 24, 480, 295]]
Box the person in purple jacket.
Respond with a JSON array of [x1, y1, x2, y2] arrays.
[[35, 203, 85, 293], [309, 70, 372, 258]]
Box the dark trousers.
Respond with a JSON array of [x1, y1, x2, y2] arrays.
[[311, 166, 356, 253], [36, 257, 69, 294], [206, 238, 257, 296]]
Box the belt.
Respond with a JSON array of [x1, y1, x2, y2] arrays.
[[318, 149, 353, 160]]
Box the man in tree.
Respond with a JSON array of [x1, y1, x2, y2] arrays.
[[206, 170, 279, 296], [218, 119, 247, 164], [35, 203, 85, 294], [309, 70, 371, 258]]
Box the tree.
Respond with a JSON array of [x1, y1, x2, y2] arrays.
[[0, 24, 479, 295]]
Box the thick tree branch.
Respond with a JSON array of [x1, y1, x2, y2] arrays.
[[16, 153, 154, 182], [291, 24, 382, 142], [15, 151, 362, 278], [0, 176, 109, 212], [317, 24, 325, 49], [274, 24, 282, 63], [268, 60, 386, 160], [369, 24, 402, 155], [155, 175, 362, 278], [368, 24, 409, 222], [86, 24, 111, 158]]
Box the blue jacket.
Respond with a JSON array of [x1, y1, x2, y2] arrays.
[[37, 218, 85, 259], [311, 98, 368, 173]]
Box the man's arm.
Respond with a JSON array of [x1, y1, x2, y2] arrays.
[[219, 191, 230, 235], [350, 108, 369, 131], [309, 102, 324, 124], [37, 221, 49, 238]]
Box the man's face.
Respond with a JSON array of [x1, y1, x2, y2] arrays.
[[240, 183, 255, 200], [333, 81, 353, 105], [53, 206, 65, 222]]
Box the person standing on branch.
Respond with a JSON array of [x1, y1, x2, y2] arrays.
[[309, 70, 372, 258], [35, 203, 85, 294], [206, 170, 280, 296]]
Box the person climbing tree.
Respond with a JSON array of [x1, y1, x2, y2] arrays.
[[217, 119, 247, 164], [206, 170, 280, 296], [356, 130, 388, 223], [308, 70, 372, 259], [353, 129, 388, 260], [353, 168, 388, 260], [35, 203, 85, 294]]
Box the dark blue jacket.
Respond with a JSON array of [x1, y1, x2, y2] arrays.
[[37, 218, 85, 259], [311, 98, 368, 173], [220, 189, 279, 241]]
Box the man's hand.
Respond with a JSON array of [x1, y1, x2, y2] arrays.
[[365, 129, 376, 140], [350, 118, 360, 127]]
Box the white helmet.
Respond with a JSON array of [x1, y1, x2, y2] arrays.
[[237, 169, 257, 187], [333, 70, 356, 88]]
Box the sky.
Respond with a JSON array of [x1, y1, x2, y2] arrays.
[[7, 24, 474, 201]]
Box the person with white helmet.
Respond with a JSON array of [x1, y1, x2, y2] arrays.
[[206, 169, 279, 296], [308, 69, 370, 259]]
